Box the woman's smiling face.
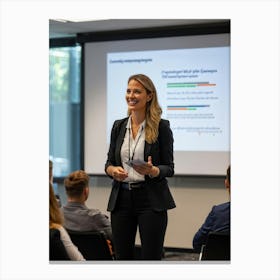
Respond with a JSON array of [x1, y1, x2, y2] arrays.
[[126, 79, 151, 113]]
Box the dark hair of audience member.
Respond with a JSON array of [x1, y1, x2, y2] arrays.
[[226, 165, 230, 184]]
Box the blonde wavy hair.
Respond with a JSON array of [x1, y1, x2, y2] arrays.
[[49, 182, 63, 229], [127, 74, 162, 144]]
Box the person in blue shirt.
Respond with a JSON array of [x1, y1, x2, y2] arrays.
[[192, 165, 230, 253]]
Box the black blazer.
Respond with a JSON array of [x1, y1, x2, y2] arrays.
[[105, 117, 176, 212]]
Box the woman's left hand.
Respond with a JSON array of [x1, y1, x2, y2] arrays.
[[132, 156, 158, 177]]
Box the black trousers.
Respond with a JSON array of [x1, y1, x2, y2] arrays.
[[111, 186, 167, 260]]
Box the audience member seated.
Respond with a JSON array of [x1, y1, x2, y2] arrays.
[[192, 165, 230, 253], [62, 170, 113, 242], [49, 183, 85, 261]]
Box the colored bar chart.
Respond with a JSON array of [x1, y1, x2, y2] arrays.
[[167, 105, 210, 111], [167, 82, 216, 88]]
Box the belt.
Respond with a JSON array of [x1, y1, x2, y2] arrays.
[[121, 181, 145, 190]]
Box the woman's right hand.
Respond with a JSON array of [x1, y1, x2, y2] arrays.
[[109, 166, 128, 181]]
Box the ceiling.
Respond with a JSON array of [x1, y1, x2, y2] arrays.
[[49, 19, 226, 39]]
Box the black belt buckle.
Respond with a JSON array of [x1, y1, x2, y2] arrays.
[[122, 182, 143, 190]]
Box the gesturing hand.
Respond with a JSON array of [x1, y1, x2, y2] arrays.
[[112, 166, 128, 181], [132, 156, 154, 176]]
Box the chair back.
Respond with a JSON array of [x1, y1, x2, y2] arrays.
[[49, 228, 70, 260], [200, 231, 230, 261], [67, 229, 114, 260]]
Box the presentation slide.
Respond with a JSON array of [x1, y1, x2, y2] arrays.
[[84, 34, 230, 175], [107, 47, 230, 152]]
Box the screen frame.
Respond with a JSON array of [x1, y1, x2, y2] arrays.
[[81, 20, 230, 176]]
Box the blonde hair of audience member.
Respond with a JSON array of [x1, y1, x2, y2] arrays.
[[49, 182, 63, 229], [64, 170, 90, 202]]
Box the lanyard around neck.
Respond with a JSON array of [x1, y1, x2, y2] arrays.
[[128, 125, 144, 161]]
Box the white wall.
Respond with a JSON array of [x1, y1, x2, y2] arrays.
[[57, 175, 228, 249]]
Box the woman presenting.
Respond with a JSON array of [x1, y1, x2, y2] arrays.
[[105, 74, 176, 260]]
